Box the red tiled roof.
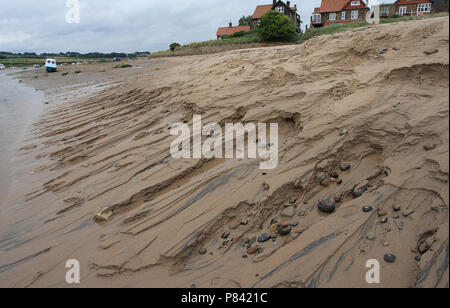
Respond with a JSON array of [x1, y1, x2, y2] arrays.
[[252, 5, 273, 19], [396, 0, 430, 4], [343, 0, 369, 10], [252, 3, 298, 19], [216, 25, 251, 37], [313, 7, 321, 14], [319, 0, 368, 13]]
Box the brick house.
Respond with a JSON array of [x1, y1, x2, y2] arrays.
[[216, 23, 251, 40], [251, 0, 302, 32], [379, 0, 434, 17], [311, 0, 370, 28]]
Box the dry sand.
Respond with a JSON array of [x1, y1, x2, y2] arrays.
[[0, 17, 448, 288]]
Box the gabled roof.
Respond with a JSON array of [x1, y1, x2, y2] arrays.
[[396, 0, 431, 4], [252, 4, 273, 19], [216, 25, 251, 37], [252, 1, 299, 19], [313, 7, 321, 14], [319, 0, 368, 13]]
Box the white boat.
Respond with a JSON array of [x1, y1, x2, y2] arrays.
[[0, 63, 5, 70], [45, 59, 57, 72]]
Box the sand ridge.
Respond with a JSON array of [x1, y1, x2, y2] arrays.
[[0, 17, 448, 288]]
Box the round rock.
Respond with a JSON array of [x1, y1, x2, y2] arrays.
[[318, 199, 336, 214], [384, 254, 396, 264]]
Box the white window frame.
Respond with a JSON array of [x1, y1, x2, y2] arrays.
[[351, 1, 360, 6], [275, 6, 285, 13], [351, 10, 359, 20], [312, 14, 322, 24], [381, 7, 389, 16], [399, 6, 407, 16], [417, 3, 431, 12], [341, 11, 346, 20], [329, 12, 337, 21]]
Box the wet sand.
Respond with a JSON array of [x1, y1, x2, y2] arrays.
[[0, 71, 43, 206], [0, 17, 448, 288]]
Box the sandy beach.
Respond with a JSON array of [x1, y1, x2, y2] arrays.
[[0, 17, 448, 288]]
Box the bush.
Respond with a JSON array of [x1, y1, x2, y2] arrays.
[[232, 30, 250, 38], [170, 43, 181, 52], [113, 64, 132, 69], [257, 11, 297, 42]]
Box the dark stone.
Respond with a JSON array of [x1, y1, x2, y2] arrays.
[[384, 254, 396, 263], [415, 255, 422, 262], [418, 241, 431, 255], [257, 234, 271, 243], [278, 226, 292, 236], [393, 204, 401, 212], [246, 237, 256, 249], [337, 179, 343, 185], [199, 248, 207, 255], [221, 232, 230, 239], [424, 49, 438, 55], [363, 206, 373, 213], [330, 172, 339, 179], [242, 254, 248, 259], [340, 163, 351, 172], [240, 220, 248, 226], [318, 199, 336, 214], [380, 217, 388, 224], [393, 102, 401, 108], [423, 144, 437, 151]]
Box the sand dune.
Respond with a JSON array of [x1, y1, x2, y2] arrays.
[[0, 17, 448, 288]]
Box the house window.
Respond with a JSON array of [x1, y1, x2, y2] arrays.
[[329, 12, 336, 21], [351, 1, 360, 6], [312, 14, 321, 24], [275, 6, 285, 13], [417, 3, 431, 12], [399, 7, 407, 16], [341, 11, 346, 20], [381, 7, 389, 16], [351, 10, 359, 19]]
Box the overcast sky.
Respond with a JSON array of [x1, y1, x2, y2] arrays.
[[0, 0, 323, 54]]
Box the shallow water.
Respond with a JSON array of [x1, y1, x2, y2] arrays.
[[0, 71, 43, 206]]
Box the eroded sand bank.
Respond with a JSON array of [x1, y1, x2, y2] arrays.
[[0, 17, 448, 288]]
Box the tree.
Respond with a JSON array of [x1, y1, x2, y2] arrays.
[[170, 43, 181, 52], [257, 11, 297, 42], [239, 15, 252, 26]]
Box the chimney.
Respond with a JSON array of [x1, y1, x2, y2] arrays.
[[273, 0, 276, 6], [287, 1, 291, 7], [229, 21, 232, 27]]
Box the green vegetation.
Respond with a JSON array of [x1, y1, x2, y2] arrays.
[[239, 15, 252, 26], [170, 43, 181, 52], [301, 21, 369, 42], [113, 63, 133, 69], [257, 11, 298, 42], [379, 11, 449, 24], [301, 12, 449, 42], [0, 51, 151, 68]]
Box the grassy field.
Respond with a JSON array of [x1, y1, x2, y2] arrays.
[[300, 12, 449, 42], [149, 34, 260, 58]]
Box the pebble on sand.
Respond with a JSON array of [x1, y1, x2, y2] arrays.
[[384, 254, 396, 264], [318, 199, 336, 214]]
